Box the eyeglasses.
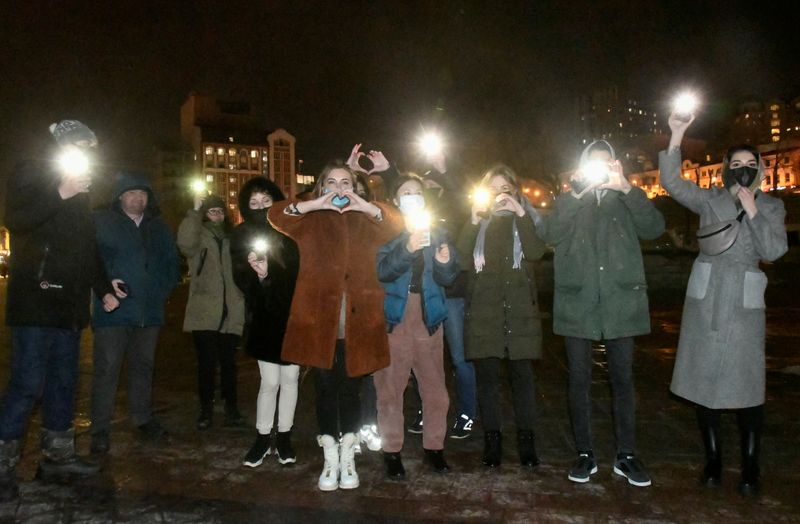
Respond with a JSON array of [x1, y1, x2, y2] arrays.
[[206, 209, 225, 216]]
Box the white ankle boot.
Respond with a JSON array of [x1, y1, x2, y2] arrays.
[[317, 435, 339, 491], [338, 432, 360, 489]]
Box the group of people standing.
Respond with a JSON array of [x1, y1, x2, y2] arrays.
[[0, 113, 787, 503]]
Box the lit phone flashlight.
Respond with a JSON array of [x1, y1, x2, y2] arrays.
[[57, 146, 90, 177], [410, 211, 432, 247], [673, 92, 699, 122], [252, 239, 268, 262], [191, 179, 207, 194]]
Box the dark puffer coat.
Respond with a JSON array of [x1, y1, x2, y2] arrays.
[[458, 212, 546, 360], [230, 177, 299, 363]]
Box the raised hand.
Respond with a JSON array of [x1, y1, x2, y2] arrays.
[[346, 143, 368, 173], [494, 193, 525, 217], [737, 187, 758, 219], [341, 190, 381, 217], [599, 160, 632, 194], [367, 150, 390, 174]]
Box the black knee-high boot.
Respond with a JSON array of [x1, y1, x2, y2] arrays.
[[696, 406, 721, 486], [737, 405, 763, 496]]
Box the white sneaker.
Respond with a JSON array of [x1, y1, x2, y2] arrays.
[[359, 424, 382, 452], [317, 435, 339, 491], [338, 432, 360, 489]]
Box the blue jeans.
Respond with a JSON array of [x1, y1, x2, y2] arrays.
[[0, 327, 82, 440], [443, 297, 476, 420]]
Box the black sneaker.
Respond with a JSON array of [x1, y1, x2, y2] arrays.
[[450, 414, 474, 439], [243, 434, 272, 467], [138, 419, 168, 441], [407, 411, 423, 434], [568, 452, 598, 483], [90, 431, 110, 455], [613, 454, 652, 487]]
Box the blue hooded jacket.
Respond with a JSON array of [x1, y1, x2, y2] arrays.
[[92, 172, 180, 327], [377, 226, 459, 335]]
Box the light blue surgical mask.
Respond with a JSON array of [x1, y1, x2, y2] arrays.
[[398, 194, 425, 215]]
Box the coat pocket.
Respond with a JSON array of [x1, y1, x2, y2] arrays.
[[743, 271, 767, 309], [686, 261, 712, 300]]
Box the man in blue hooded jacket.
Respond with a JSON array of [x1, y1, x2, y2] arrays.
[[89, 172, 180, 453]]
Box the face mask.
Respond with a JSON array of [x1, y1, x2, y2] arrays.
[[398, 194, 425, 215], [723, 166, 758, 189]]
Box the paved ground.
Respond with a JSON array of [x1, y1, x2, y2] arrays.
[[0, 254, 799, 523]]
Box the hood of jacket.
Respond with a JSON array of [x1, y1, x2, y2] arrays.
[[110, 171, 160, 217], [238, 176, 286, 223], [578, 140, 617, 167]]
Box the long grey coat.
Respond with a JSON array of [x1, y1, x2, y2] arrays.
[[177, 210, 245, 335], [659, 149, 787, 408]]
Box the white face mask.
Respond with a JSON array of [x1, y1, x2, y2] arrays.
[[398, 194, 425, 215]]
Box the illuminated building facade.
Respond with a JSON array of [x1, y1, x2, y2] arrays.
[[731, 97, 800, 146], [180, 93, 297, 223]]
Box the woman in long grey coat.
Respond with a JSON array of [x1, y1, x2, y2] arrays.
[[661, 113, 787, 496]]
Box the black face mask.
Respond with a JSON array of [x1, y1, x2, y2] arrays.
[[723, 166, 758, 189]]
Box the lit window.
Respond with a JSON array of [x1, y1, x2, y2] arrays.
[[772, 136, 780, 142], [250, 150, 258, 158], [230, 191, 236, 197], [771, 120, 780, 127], [770, 104, 780, 111], [217, 147, 225, 156], [705, 155, 711, 162], [205, 147, 213, 156], [229, 177, 236, 183], [745, 114, 750, 119], [228, 148, 236, 157], [619, 122, 623, 128], [206, 175, 214, 182], [228, 136, 234, 143]]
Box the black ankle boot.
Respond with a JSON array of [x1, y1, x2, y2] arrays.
[[699, 424, 722, 486], [383, 451, 405, 480], [276, 431, 296, 465], [517, 430, 540, 468], [423, 449, 450, 473], [482, 431, 502, 468], [37, 429, 100, 483], [739, 428, 760, 496]]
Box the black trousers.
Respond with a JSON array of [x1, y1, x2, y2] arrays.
[[565, 336, 636, 454], [314, 340, 362, 436], [474, 357, 537, 432], [193, 330, 240, 412]]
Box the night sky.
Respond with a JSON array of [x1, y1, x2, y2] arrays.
[[2, 0, 799, 208]]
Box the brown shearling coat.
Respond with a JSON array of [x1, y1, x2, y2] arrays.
[[268, 201, 404, 377]]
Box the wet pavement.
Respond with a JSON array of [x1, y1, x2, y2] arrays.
[[0, 254, 799, 523]]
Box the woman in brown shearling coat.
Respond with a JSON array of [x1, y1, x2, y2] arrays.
[[268, 162, 403, 492]]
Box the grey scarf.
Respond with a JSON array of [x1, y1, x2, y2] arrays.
[[472, 195, 541, 273]]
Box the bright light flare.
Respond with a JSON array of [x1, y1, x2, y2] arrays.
[[673, 92, 699, 119], [252, 238, 268, 254], [57, 147, 90, 176], [191, 179, 207, 194], [409, 210, 431, 232], [581, 160, 610, 184], [417, 131, 443, 157], [473, 188, 491, 208]]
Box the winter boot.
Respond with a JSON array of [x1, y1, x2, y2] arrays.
[[243, 433, 271, 467], [482, 431, 502, 468], [276, 431, 296, 465], [739, 428, 761, 496], [383, 451, 405, 480], [423, 449, 450, 473], [37, 429, 100, 483], [317, 434, 339, 491], [517, 430, 540, 468], [0, 439, 20, 503], [699, 422, 722, 486], [338, 432, 360, 489]]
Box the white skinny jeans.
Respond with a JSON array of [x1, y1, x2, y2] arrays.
[[256, 361, 300, 434]]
